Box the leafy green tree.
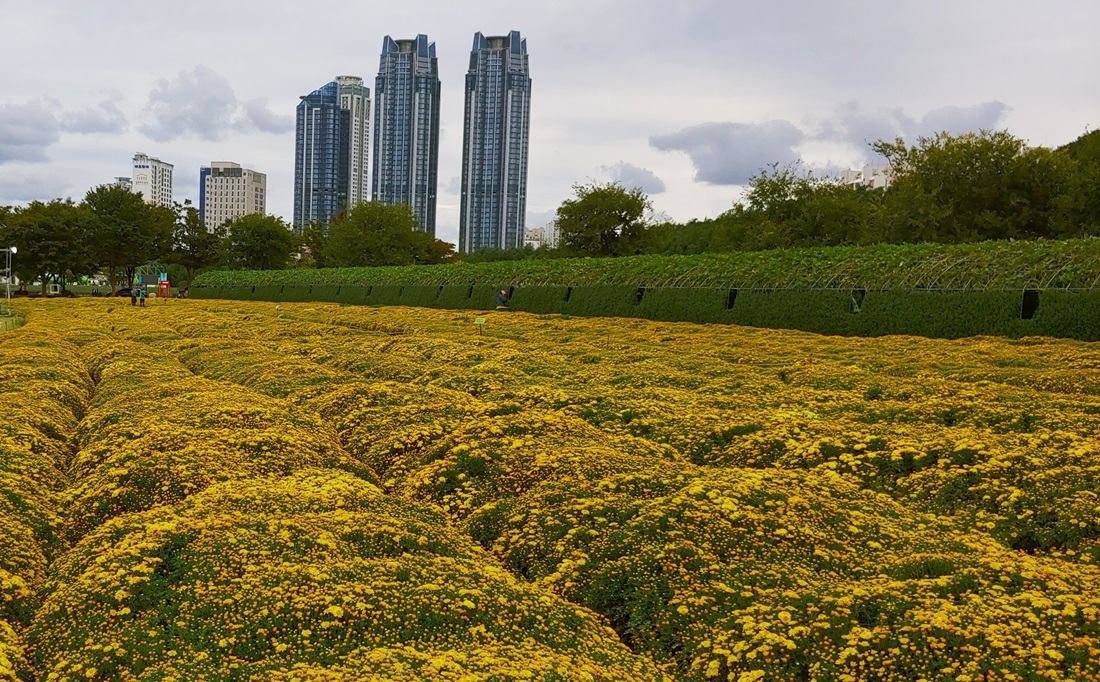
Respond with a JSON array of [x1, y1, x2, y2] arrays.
[[1058, 129, 1100, 234], [556, 182, 651, 257], [873, 130, 1077, 243], [220, 214, 298, 270], [300, 223, 330, 268], [412, 234, 458, 265], [742, 163, 884, 248], [1, 200, 96, 295], [83, 184, 173, 291], [168, 204, 224, 290], [326, 202, 452, 267]]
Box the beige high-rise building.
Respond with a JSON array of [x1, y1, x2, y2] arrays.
[[200, 162, 267, 231], [132, 152, 173, 207]]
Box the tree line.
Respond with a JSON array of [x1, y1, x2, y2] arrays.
[[508, 128, 1100, 260], [0, 187, 455, 296]]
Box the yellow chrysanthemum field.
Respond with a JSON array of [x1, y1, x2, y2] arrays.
[[2, 297, 1099, 681]]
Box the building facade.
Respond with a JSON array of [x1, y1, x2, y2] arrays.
[[199, 162, 267, 231], [293, 76, 370, 231], [372, 34, 441, 236], [458, 31, 531, 252], [840, 164, 893, 190], [524, 219, 559, 249], [132, 152, 173, 207]]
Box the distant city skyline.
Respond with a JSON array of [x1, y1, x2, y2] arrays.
[[2, 2, 1098, 245]]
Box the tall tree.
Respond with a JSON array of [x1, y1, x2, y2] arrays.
[[220, 214, 298, 270], [325, 202, 445, 267], [83, 184, 173, 291], [556, 182, 650, 257], [1, 200, 95, 295], [168, 204, 224, 291], [873, 130, 1077, 243], [1058, 129, 1100, 234]]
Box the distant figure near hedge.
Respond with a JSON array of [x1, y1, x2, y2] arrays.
[[497, 289, 509, 307]]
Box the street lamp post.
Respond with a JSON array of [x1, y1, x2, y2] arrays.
[[3, 246, 16, 316]]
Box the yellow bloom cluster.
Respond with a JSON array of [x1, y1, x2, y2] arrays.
[[59, 336, 375, 543], [5, 297, 1100, 680], [32, 470, 663, 680]]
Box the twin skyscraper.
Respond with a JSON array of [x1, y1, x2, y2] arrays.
[[293, 31, 531, 253]]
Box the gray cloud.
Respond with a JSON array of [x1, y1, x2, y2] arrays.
[[601, 162, 666, 194], [139, 66, 290, 142], [62, 99, 128, 134], [0, 100, 62, 164], [650, 121, 804, 185], [241, 97, 293, 134], [823, 100, 1011, 152], [917, 101, 1010, 138], [0, 173, 71, 204]]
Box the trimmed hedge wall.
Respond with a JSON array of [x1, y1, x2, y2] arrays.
[[190, 285, 1100, 341]]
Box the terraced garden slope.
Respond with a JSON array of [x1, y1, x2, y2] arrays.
[[191, 238, 1100, 339], [2, 298, 1099, 680]]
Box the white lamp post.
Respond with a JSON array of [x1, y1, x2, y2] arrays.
[[3, 246, 16, 316]]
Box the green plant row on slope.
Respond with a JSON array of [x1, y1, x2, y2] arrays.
[[192, 284, 1100, 341], [193, 238, 1100, 291]]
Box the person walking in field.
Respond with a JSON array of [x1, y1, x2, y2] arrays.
[[130, 289, 137, 306], [138, 288, 146, 307]]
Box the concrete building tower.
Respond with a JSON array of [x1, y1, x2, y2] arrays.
[[458, 31, 531, 252], [132, 152, 173, 207], [293, 76, 370, 231], [199, 162, 267, 231], [373, 34, 441, 236]]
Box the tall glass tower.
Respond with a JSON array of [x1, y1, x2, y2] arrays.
[[373, 35, 440, 236], [293, 76, 370, 231], [458, 31, 531, 252]]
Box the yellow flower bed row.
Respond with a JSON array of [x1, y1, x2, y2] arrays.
[[32, 470, 665, 681], [58, 337, 374, 544], [6, 298, 1100, 680], [0, 322, 102, 679]]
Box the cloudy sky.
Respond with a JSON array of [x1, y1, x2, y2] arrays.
[[1, 1, 1097, 244]]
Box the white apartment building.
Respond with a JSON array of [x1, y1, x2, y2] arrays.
[[132, 152, 174, 206], [523, 220, 560, 249], [840, 164, 892, 190], [200, 162, 267, 231]]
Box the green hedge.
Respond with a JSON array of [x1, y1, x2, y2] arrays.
[[192, 237, 1100, 291], [189, 284, 1100, 341]]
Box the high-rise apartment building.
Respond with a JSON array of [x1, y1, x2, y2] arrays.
[[373, 34, 441, 236], [293, 76, 370, 231], [458, 31, 531, 253], [199, 162, 267, 231], [132, 152, 173, 207]]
